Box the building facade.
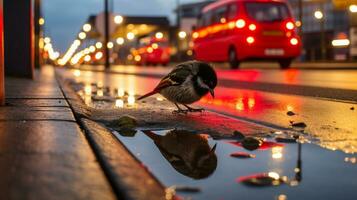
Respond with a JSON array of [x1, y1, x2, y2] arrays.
[[288, 0, 350, 61]]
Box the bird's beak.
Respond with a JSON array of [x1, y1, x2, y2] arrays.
[[209, 89, 215, 98], [210, 143, 217, 154]]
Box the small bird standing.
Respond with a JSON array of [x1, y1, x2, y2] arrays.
[[137, 61, 217, 113]]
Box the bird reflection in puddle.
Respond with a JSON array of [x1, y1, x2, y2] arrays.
[[143, 130, 218, 179]]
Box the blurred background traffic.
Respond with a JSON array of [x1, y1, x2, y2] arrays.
[[39, 0, 356, 69]]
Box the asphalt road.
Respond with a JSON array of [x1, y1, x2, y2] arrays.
[[59, 64, 357, 153]]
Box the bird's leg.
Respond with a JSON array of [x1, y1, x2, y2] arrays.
[[183, 104, 205, 112], [172, 103, 188, 114]]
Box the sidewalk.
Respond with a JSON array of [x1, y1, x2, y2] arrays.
[[1, 66, 116, 200]]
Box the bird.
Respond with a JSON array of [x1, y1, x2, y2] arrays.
[[143, 129, 217, 179], [137, 60, 217, 113]]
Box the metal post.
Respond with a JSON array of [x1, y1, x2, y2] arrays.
[[176, 0, 181, 62], [298, 0, 303, 37], [4, 0, 34, 78], [0, 0, 4, 105], [104, 0, 110, 69], [320, 3, 326, 60], [34, 0, 41, 68]]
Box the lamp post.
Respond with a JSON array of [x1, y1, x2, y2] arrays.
[[314, 5, 326, 60], [176, 0, 181, 61], [104, 0, 110, 69], [298, 0, 303, 36]]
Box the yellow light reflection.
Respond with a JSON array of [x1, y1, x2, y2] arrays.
[[268, 171, 280, 180], [248, 97, 255, 109], [272, 146, 283, 159], [73, 69, 81, 77], [84, 85, 92, 96], [235, 98, 244, 111], [115, 99, 124, 108], [97, 89, 103, 97], [156, 97, 164, 101], [117, 88, 125, 97], [83, 95, 92, 105], [128, 95, 135, 106], [286, 105, 294, 111]]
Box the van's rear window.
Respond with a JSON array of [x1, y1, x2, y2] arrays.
[[245, 2, 290, 22]]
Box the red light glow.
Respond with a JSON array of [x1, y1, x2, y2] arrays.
[[235, 19, 246, 28], [249, 24, 256, 31], [246, 36, 255, 44], [290, 38, 298, 45], [286, 22, 294, 30]]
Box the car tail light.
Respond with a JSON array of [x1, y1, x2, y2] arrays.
[[286, 22, 294, 30], [235, 19, 246, 28], [249, 24, 256, 31], [290, 38, 298, 45], [246, 36, 255, 44]]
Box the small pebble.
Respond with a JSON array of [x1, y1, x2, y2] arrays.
[[233, 130, 245, 140], [286, 111, 295, 116], [291, 122, 307, 128], [230, 152, 256, 158]]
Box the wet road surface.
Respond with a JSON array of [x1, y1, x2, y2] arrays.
[[57, 64, 357, 200]]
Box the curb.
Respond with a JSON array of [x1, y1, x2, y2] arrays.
[[56, 74, 167, 200]]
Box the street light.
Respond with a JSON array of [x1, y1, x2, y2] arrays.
[[116, 37, 124, 45], [178, 31, 187, 39], [39, 17, 45, 25], [78, 32, 86, 39], [114, 15, 123, 24], [350, 5, 357, 13], [314, 10, 323, 20], [107, 42, 114, 49], [95, 42, 103, 49], [83, 23, 91, 32], [155, 32, 163, 39], [127, 32, 135, 40]]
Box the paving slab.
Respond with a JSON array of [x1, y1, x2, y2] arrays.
[[1, 66, 117, 200], [6, 99, 69, 107], [0, 107, 75, 121], [0, 121, 116, 200]]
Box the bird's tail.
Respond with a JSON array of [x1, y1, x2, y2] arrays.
[[137, 90, 158, 101]]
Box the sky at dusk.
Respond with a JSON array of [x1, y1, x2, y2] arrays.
[[42, 0, 201, 53]]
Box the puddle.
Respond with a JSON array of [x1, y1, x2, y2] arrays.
[[112, 129, 357, 200], [64, 74, 357, 199]]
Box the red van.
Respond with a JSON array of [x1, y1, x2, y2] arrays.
[[192, 0, 301, 69]]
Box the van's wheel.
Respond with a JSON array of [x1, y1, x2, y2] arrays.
[[228, 48, 240, 69], [278, 59, 292, 69]]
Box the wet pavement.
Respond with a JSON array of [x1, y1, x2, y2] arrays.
[[56, 64, 357, 200]]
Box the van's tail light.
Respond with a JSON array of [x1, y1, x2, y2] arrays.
[[246, 36, 255, 44], [235, 19, 246, 28], [192, 32, 199, 39], [290, 38, 298, 45], [286, 22, 294, 30], [248, 24, 256, 31]]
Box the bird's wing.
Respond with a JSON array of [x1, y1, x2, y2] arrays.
[[137, 67, 192, 100], [153, 67, 193, 92]]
